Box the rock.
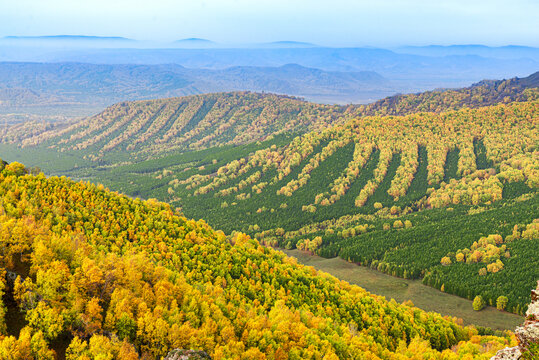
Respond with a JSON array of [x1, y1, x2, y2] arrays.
[[491, 280, 539, 359], [525, 301, 539, 321], [164, 349, 212, 360], [490, 347, 521, 360], [516, 322, 539, 350]]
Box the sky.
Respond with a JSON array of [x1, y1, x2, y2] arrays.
[[1, 0, 538, 47]]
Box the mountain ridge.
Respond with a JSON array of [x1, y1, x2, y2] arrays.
[[4, 35, 134, 41], [0, 61, 393, 115]]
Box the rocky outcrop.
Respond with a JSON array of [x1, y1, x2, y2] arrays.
[[163, 349, 212, 360], [491, 281, 539, 359], [491, 347, 521, 360]]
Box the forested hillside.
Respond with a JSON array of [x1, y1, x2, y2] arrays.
[[44, 99, 536, 316], [0, 162, 515, 359], [356, 71, 539, 116], [0, 92, 350, 156]]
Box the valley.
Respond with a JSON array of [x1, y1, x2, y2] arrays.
[[282, 249, 523, 331], [0, 161, 518, 359]]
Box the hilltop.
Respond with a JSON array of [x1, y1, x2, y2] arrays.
[[356, 70, 539, 116], [175, 38, 214, 43], [173, 38, 217, 48]]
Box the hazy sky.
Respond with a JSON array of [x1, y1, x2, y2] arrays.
[[1, 0, 538, 46]]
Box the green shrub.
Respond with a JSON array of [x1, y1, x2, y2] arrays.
[[473, 295, 486, 311], [496, 296, 508, 311]]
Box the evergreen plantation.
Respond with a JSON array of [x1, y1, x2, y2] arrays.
[[0, 92, 349, 155], [122, 100, 538, 315]]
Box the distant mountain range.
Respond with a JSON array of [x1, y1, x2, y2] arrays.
[[1, 38, 538, 117], [1, 60, 538, 118], [0, 34, 137, 49], [1, 37, 537, 93], [4, 35, 133, 41], [3, 36, 539, 59], [397, 45, 539, 61], [1, 36, 320, 49], [258, 41, 319, 48], [0, 62, 395, 115], [192, 64, 390, 103], [2, 46, 535, 85], [173, 38, 217, 48]]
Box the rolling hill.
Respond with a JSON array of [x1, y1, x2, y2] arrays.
[[0, 75, 537, 322], [2, 70, 537, 157], [357, 70, 539, 116], [0, 62, 196, 116], [0, 162, 516, 359], [0, 92, 351, 155], [0, 88, 62, 108], [173, 38, 217, 48], [62, 99, 536, 316]]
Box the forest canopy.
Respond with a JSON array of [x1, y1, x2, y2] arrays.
[[0, 164, 518, 359]]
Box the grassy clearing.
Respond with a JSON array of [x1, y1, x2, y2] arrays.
[[281, 249, 523, 331]]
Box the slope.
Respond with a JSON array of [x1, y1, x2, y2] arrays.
[[0, 162, 515, 359], [0, 92, 351, 158], [0, 82, 537, 317], [54, 100, 537, 316], [2, 70, 538, 162], [354, 70, 539, 116]]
